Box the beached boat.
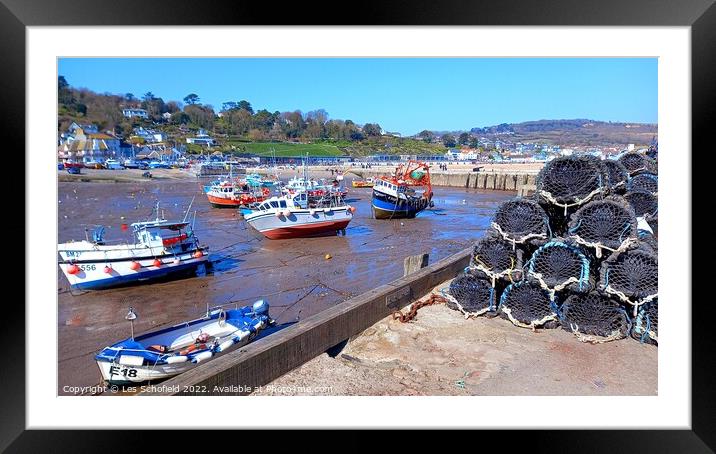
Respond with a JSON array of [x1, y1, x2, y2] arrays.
[[371, 160, 434, 219], [205, 179, 271, 207], [246, 173, 280, 188], [66, 166, 82, 175], [244, 191, 355, 239], [96, 301, 271, 385], [58, 203, 209, 290], [105, 158, 124, 170], [352, 178, 374, 188]]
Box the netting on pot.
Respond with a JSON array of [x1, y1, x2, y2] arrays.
[[470, 235, 520, 285], [491, 198, 550, 247], [536, 155, 609, 216], [445, 273, 496, 317], [628, 173, 658, 194], [638, 231, 658, 253], [559, 292, 631, 343], [599, 247, 658, 316], [526, 240, 592, 296], [498, 280, 558, 329], [567, 196, 638, 258], [632, 299, 658, 344], [625, 190, 658, 222], [603, 159, 630, 193], [618, 152, 657, 176]]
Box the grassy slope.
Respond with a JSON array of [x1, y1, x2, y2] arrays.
[[227, 141, 343, 157]]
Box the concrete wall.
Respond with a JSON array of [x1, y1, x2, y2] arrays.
[[351, 169, 538, 193]]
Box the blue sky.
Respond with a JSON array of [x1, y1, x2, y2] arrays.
[[58, 58, 657, 136]]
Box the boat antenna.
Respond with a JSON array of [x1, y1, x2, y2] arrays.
[[183, 195, 196, 222], [192, 210, 197, 231], [126, 307, 138, 340]]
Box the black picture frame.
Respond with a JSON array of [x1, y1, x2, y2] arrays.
[[5, 0, 713, 449]]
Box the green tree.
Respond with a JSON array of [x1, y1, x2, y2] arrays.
[[458, 132, 470, 145], [362, 123, 382, 137], [442, 134, 457, 148], [238, 100, 253, 114], [469, 136, 479, 148], [418, 130, 434, 143], [183, 93, 200, 105]]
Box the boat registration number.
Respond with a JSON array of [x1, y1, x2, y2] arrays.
[[78, 264, 96, 271], [109, 365, 138, 378]]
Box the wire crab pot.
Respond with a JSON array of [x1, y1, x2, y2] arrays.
[[628, 173, 658, 194], [624, 189, 658, 222], [445, 273, 497, 318], [631, 299, 658, 344], [491, 198, 551, 249], [559, 292, 631, 343], [599, 247, 658, 317], [526, 240, 592, 298], [618, 152, 657, 176], [603, 159, 630, 193], [498, 280, 559, 329], [567, 196, 638, 258], [536, 155, 609, 216]]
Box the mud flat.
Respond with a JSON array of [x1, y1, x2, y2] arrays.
[[252, 282, 657, 396], [58, 168, 194, 183]]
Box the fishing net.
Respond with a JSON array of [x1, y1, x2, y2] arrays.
[[559, 292, 631, 343], [445, 273, 496, 317], [603, 159, 630, 193], [470, 235, 520, 284], [499, 281, 558, 329], [628, 173, 658, 194], [491, 198, 550, 247], [527, 240, 592, 296], [599, 247, 658, 316], [624, 190, 658, 222], [638, 231, 658, 253], [632, 299, 658, 344], [536, 155, 608, 215], [567, 197, 638, 258], [618, 152, 657, 176]]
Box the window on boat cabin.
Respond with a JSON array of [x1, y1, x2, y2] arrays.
[[270, 201, 279, 208], [279, 200, 287, 208]]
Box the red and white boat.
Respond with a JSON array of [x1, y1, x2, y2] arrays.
[[244, 192, 355, 240], [206, 180, 271, 208]]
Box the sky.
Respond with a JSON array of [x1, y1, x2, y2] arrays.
[[58, 58, 657, 136]]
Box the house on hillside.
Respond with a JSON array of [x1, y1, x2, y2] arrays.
[[122, 108, 149, 119], [186, 129, 217, 146], [61, 129, 116, 164], [133, 127, 166, 144]]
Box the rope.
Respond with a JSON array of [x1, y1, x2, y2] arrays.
[[569, 323, 625, 344], [538, 187, 604, 216], [570, 234, 639, 259], [440, 288, 492, 318], [500, 305, 557, 331], [491, 222, 548, 250]]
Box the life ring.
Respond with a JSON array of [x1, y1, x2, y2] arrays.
[[218, 309, 227, 327]]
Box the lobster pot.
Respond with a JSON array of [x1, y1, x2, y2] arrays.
[[567, 196, 637, 259], [535, 155, 609, 235], [560, 292, 631, 343], [527, 240, 592, 295], [618, 152, 657, 176], [491, 198, 550, 252], [447, 273, 497, 316], [627, 173, 658, 194], [603, 159, 630, 194], [498, 281, 558, 329], [471, 234, 520, 283], [599, 247, 658, 315], [638, 231, 658, 253], [624, 189, 658, 233], [632, 299, 658, 345]]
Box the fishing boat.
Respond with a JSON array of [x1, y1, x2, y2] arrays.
[[205, 179, 271, 207], [66, 166, 82, 175], [371, 160, 434, 219], [352, 177, 374, 188], [58, 202, 209, 290], [96, 301, 271, 385], [246, 173, 280, 188], [244, 191, 355, 239]]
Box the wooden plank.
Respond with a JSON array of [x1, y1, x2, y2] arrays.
[[140, 248, 472, 395], [404, 253, 429, 276]]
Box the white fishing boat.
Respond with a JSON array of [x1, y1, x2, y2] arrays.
[[58, 202, 209, 290], [244, 191, 355, 239], [96, 301, 271, 385]]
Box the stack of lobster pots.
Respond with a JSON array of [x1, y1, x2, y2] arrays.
[[445, 152, 658, 345]]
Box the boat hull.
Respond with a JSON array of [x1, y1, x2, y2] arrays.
[[245, 208, 353, 239], [371, 191, 430, 219], [207, 193, 243, 207], [59, 252, 209, 290]]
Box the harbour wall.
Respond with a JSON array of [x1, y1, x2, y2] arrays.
[[351, 169, 538, 192]]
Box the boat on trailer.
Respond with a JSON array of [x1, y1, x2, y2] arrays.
[[371, 160, 434, 219], [58, 202, 209, 290], [96, 301, 272, 385], [244, 191, 355, 239]]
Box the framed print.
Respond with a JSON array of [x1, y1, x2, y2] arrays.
[[5, 0, 714, 449]]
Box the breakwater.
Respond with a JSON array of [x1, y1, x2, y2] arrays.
[[351, 169, 538, 192]]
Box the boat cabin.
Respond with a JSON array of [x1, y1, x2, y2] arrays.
[[131, 220, 192, 248]]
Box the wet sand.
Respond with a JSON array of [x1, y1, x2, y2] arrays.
[[57, 175, 513, 394]]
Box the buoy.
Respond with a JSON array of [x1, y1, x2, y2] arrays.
[[103, 265, 113, 274], [349, 206, 357, 213], [153, 258, 162, 267], [193, 250, 204, 259], [67, 264, 80, 275], [130, 261, 141, 271], [120, 223, 128, 231], [325, 254, 332, 260]]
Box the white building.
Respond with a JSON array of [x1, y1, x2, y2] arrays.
[[122, 108, 149, 119], [186, 129, 217, 146]]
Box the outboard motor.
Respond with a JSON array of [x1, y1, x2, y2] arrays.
[[252, 299, 269, 316]]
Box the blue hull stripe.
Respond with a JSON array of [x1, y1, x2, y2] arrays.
[[70, 262, 203, 290]]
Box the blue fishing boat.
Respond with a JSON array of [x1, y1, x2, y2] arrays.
[[96, 301, 272, 385], [371, 160, 434, 219]]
